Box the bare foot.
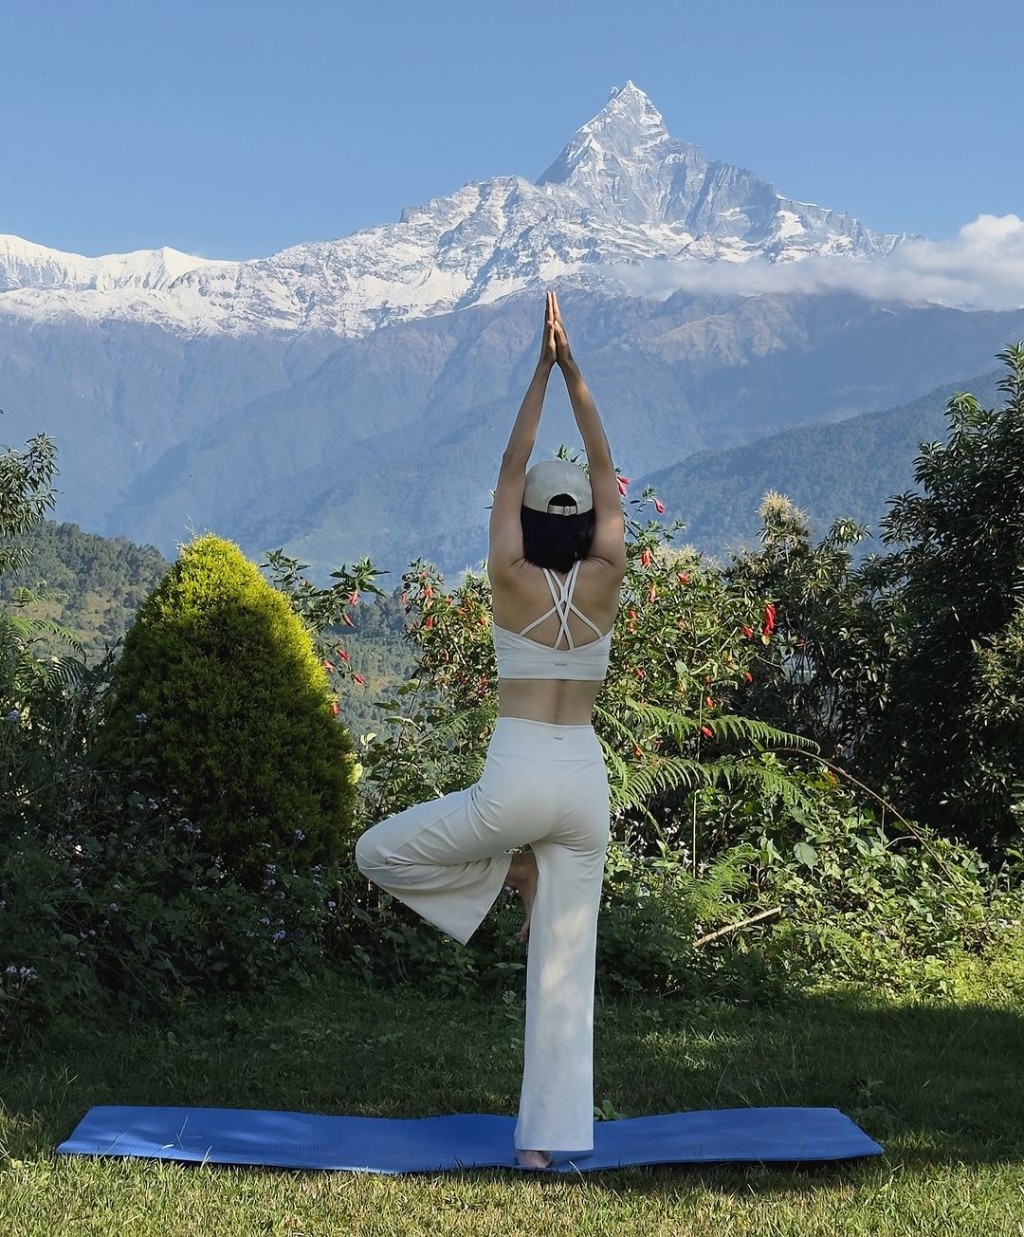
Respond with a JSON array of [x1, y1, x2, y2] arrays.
[[506, 849, 538, 945], [515, 1149, 552, 1170]]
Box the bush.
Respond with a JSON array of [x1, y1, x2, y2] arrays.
[[100, 534, 357, 884]]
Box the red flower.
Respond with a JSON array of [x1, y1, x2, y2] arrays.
[[322, 659, 335, 671], [424, 585, 435, 601], [423, 617, 434, 629], [742, 625, 754, 639], [762, 603, 776, 636], [342, 613, 354, 627], [744, 671, 753, 682], [701, 725, 713, 739], [634, 667, 646, 679], [654, 498, 665, 515], [677, 573, 689, 584], [706, 696, 714, 709], [336, 649, 350, 662], [628, 609, 638, 621], [353, 673, 366, 686], [640, 548, 652, 567], [617, 476, 630, 496], [632, 743, 643, 758]]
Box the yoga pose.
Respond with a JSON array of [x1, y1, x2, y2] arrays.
[[355, 291, 626, 1169]]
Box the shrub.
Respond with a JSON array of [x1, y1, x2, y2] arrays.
[[100, 534, 357, 883]]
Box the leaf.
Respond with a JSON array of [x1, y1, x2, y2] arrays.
[[793, 841, 818, 870]]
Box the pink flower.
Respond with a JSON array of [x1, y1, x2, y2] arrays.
[[353, 673, 366, 686], [701, 725, 713, 739], [331, 702, 340, 717], [617, 476, 630, 496], [336, 649, 350, 662], [654, 498, 665, 515], [640, 548, 653, 567]]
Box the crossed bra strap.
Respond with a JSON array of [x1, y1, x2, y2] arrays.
[[517, 560, 605, 649]]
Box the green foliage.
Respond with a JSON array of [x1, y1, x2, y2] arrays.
[[101, 534, 358, 883], [728, 765, 997, 997], [0, 520, 169, 660], [262, 550, 412, 742], [0, 431, 57, 573], [727, 494, 896, 760], [1, 771, 343, 1041], [731, 349, 1024, 858], [877, 344, 1024, 851]]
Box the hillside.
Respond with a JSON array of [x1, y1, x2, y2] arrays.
[[643, 368, 1007, 557], [0, 521, 168, 660]]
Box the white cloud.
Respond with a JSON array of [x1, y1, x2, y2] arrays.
[[605, 215, 1024, 311]]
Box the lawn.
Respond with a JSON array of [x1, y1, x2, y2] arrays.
[[2, 948, 1023, 1237]]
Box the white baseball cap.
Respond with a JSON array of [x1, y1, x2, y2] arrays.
[[522, 459, 593, 516]]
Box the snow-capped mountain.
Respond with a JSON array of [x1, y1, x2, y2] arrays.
[[0, 83, 909, 338]]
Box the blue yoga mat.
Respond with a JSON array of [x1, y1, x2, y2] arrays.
[[58, 1106, 882, 1173]]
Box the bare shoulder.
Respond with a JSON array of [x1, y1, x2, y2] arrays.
[[575, 555, 625, 624], [579, 553, 626, 590], [489, 556, 539, 626]]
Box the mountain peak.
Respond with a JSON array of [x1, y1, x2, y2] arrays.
[[538, 81, 671, 192], [603, 80, 665, 126]]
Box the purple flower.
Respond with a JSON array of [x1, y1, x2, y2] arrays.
[[293, 829, 306, 843], [5, 710, 20, 724], [272, 929, 286, 943]]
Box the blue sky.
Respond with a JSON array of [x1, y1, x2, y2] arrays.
[[2, 0, 1021, 260]]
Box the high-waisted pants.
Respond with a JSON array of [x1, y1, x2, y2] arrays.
[[354, 716, 610, 1153]]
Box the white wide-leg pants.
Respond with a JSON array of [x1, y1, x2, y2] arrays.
[[354, 716, 610, 1153]]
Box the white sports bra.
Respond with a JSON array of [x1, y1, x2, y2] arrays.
[[491, 560, 612, 682]]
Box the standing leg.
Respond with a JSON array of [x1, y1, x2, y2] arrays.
[[514, 838, 606, 1152]]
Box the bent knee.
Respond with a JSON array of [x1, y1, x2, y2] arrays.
[[354, 829, 386, 875]]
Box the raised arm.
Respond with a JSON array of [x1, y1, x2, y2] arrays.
[[488, 294, 557, 575], [552, 293, 626, 574]]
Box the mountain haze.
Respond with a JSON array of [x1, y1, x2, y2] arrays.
[[0, 82, 1020, 577]]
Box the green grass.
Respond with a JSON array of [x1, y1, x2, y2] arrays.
[[2, 953, 1023, 1237]]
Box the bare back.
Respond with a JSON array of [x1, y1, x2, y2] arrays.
[[491, 558, 621, 725]]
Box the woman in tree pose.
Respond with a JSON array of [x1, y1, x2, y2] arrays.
[[356, 291, 626, 1169]]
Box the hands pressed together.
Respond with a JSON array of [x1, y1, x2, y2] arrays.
[[539, 290, 576, 373]]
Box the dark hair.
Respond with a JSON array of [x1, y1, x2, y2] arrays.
[[520, 494, 596, 572]]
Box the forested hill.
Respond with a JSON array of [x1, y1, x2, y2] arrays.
[[0, 520, 416, 736], [0, 521, 169, 659], [645, 368, 1005, 558]]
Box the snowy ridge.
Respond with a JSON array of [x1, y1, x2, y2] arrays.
[[0, 234, 225, 292], [0, 83, 910, 338]]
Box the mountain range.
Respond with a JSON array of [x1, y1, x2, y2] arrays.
[[0, 82, 1020, 578]]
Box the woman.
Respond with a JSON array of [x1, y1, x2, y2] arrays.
[[355, 291, 626, 1169]]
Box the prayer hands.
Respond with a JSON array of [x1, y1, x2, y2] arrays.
[[550, 291, 575, 371]]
